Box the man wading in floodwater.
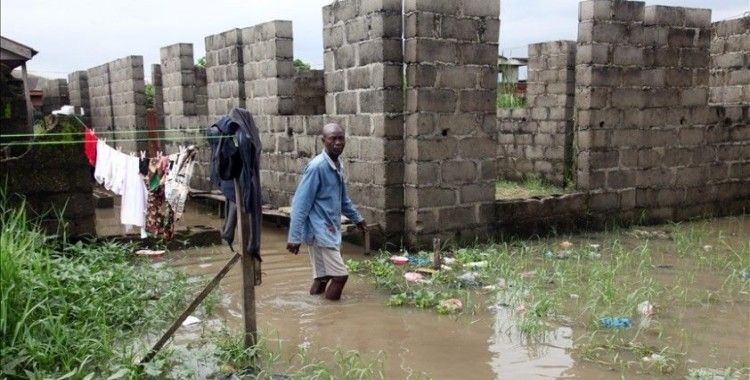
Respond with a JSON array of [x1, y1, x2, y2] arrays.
[[286, 123, 367, 300]]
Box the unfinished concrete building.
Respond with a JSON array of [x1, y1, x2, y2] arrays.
[[65, 0, 748, 247]]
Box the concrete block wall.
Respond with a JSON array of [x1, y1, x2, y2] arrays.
[[151, 64, 164, 118], [322, 0, 405, 240], [242, 21, 294, 115], [159, 43, 210, 129], [107, 56, 147, 151], [575, 1, 749, 222], [293, 70, 325, 115], [709, 16, 749, 106], [497, 41, 576, 186], [42, 78, 69, 115], [403, 0, 500, 246], [87, 63, 114, 134], [67, 71, 90, 125], [205, 28, 245, 121]]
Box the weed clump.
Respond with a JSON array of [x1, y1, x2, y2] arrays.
[[0, 197, 189, 378]]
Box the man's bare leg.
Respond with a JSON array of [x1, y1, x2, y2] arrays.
[[310, 276, 331, 295], [324, 275, 348, 300]]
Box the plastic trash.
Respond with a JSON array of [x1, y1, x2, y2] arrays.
[[437, 298, 463, 314], [408, 256, 432, 266], [741, 269, 750, 281], [702, 245, 713, 252], [556, 251, 569, 260], [465, 261, 488, 268], [135, 249, 165, 256], [637, 301, 655, 317], [559, 240, 573, 249], [599, 317, 631, 329], [182, 315, 201, 326], [404, 272, 424, 282], [443, 257, 456, 265], [589, 243, 601, 250], [569, 293, 580, 299], [544, 250, 555, 258], [457, 271, 479, 286], [390, 255, 408, 266], [642, 353, 665, 363]]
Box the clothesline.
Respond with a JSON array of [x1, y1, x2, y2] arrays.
[[1, 127, 207, 138], [0, 135, 228, 148]]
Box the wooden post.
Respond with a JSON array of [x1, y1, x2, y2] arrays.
[[21, 63, 33, 133], [234, 180, 257, 348], [363, 229, 371, 255], [432, 237, 441, 270]]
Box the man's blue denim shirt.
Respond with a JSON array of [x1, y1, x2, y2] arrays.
[[287, 150, 363, 248]]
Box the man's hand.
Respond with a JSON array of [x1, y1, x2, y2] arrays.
[[287, 243, 301, 255], [356, 220, 368, 232]]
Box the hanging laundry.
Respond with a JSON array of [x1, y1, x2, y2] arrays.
[[165, 146, 196, 221], [120, 155, 147, 229], [83, 127, 97, 167], [207, 108, 262, 260], [145, 155, 175, 240], [94, 140, 113, 186], [108, 149, 128, 195]]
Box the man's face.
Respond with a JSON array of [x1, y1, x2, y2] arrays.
[[323, 129, 345, 158]]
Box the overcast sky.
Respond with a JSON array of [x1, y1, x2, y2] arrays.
[[2, 0, 747, 80]]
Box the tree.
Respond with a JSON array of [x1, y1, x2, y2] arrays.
[[196, 56, 206, 68], [145, 83, 154, 109], [293, 58, 311, 74]]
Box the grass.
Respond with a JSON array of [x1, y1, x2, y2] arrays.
[[496, 177, 569, 199], [497, 93, 527, 108], [0, 194, 192, 378], [350, 218, 750, 377]]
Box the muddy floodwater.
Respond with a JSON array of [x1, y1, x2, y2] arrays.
[[120, 204, 749, 379]]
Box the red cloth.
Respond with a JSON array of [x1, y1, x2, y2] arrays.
[[84, 127, 97, 166]]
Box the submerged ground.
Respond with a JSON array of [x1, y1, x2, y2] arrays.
[[161, 206, 749, 379], [3, 198, 748, 379]]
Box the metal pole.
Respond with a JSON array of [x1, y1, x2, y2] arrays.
[[234, 180, 257, 348]]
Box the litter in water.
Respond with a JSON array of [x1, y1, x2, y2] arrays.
[[390, 256, 408, 266], [599, 317, 631, 329], [404, 272, 424, 283], [136, 249, 166, 256], [182, 315, 201, 326], [637, 301, 655, 317]]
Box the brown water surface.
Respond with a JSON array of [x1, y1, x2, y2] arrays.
[[115, 205, 749, 379]]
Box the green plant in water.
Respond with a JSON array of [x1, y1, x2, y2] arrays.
[[413, 289, 438, 309], [387, 292, 408, 307]]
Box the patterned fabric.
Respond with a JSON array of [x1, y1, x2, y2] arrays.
[[145, 157, 174, 240], [165, 147, 196, 221]]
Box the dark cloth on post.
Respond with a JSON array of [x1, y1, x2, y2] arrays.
[[207, 108, 262, 260]]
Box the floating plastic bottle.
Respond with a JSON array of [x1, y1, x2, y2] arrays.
[[599, 317, 631, 329]]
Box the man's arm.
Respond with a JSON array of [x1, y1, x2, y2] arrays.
[[341, 182, 366, 231], [287, 165, 320, 250]]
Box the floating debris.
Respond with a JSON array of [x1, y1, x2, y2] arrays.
[[182, 315, 201, 326], [390, 255, 408, 266], [465, 261, 488, 268], [135, 249, 166, 256], [457, 271, 480, 286], [437, 298, 463, 314], [404, 272, 424, 283], [637, 301, 655, 317], [599, 317, 631, 329]]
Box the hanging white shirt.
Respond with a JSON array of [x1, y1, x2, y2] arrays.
[[93, 140, 113, 186], [120, 155, 147, 229]]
